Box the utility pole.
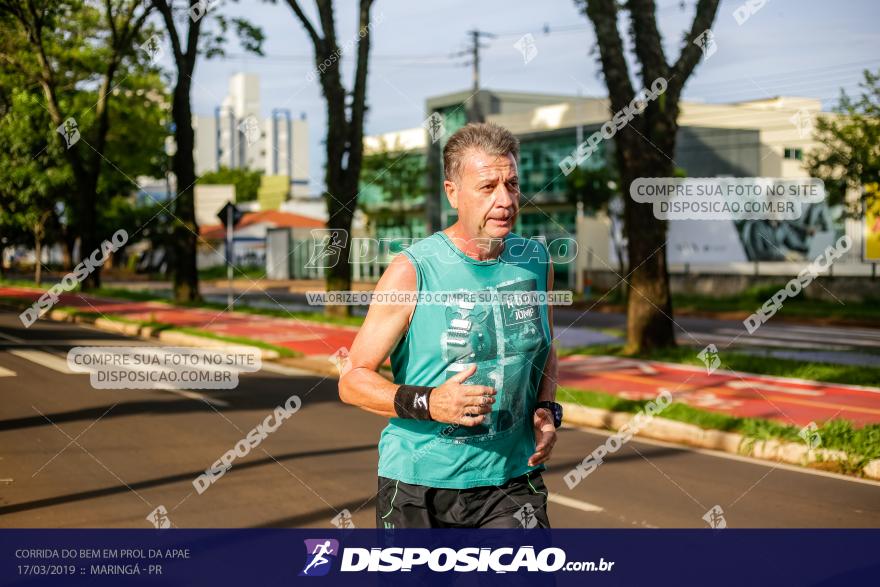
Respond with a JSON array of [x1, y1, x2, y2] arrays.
[[456, 29, 495, 122]]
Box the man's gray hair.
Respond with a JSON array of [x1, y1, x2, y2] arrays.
[[442, 122, 520, 182]]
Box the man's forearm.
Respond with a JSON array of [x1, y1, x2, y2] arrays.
[[537, 344, 558, 402], [338, 367, 400, 418]]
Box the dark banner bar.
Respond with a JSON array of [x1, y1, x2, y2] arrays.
[[2, 529, 879, 586]]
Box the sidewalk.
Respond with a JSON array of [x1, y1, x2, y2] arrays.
[[3, 285, 879, 428]]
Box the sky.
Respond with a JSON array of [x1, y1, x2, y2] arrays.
[[172, 0, 880, 193]]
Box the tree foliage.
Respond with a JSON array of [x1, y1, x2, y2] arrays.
[[806, 68, 880, 217], [0, 1, 167, 282], [198, 166, 263, 202], [0, 0, 163, 287]]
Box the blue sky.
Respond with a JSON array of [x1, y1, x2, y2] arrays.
[[178, 0, 880, 192]]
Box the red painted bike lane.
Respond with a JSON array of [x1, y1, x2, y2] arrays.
[[4, 286, 879, 427], [0, 287, 356, 357], [557, 355, 880, 427]]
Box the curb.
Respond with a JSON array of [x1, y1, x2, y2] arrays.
[[38, 306, 281, 360], [560, 401, 880, 481], [88, 314, 279, 360]]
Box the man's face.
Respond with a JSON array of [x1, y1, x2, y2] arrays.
[[445, 150, 520, 242]]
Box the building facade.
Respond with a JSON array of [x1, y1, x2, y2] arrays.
[[193, 73, 311, 198], [362, 89, 856, 288]]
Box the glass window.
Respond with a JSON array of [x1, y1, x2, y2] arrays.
[[784, 147, 803, 160], [519, 132, 607, 196]]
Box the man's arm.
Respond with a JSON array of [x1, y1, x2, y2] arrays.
[[537, 259, 558, 405], [528, 257, 558, 467], [338, 253, 495, 425], [338, 253, 417, 418]]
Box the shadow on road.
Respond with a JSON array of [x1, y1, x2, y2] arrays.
[[0, 373, 342, 432], [0, 443, 376, 517]]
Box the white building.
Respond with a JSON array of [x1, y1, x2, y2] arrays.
[[193, 73, 311, 197]]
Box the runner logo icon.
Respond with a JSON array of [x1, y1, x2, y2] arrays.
[[300, 539, 339, 577], [413, 393, 428, 410]]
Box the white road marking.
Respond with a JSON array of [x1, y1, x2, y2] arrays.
[[548, 493, 604, 513], [725, 380, 823, 396], [259, 362, 315, 377], [0, 366, 15, 377], [9, 350, 75, 374], [780, 324, 880, 340], [10, 350, 229, 406], [164, 389, 229, 407], [692, 334, 849, 351], [715, 328, 880, 348]]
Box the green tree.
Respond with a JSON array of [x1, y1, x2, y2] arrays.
[[284, 0, 377, 318], [575, 0, 720, 353], [806, 68, 880, 217], [360, 138, 426, 237], [198, 166, 263, 202], [0, 6, 168, 284], [152, 0, 265, 303], [0, 0, 156, 289], [0, 84, 70, 284]]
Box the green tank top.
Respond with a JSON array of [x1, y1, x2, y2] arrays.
[[378, 230, 552, 489]]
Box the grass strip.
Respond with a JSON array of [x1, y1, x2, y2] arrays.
[[558, 386, 880, 474]]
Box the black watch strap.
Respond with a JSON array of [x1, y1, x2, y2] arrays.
[[535, 401, 563, 428]]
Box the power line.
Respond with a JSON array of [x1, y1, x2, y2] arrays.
[[687, 59, 880, 89]]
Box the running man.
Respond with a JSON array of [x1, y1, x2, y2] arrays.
[[339, 122, 562, 528], [302, 540, 334, 575]]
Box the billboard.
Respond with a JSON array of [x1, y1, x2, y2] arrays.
[[667, 202, 845, 264], [864, 183, 880, 262]]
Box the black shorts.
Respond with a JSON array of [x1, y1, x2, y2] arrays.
[[376, 470, 551, 529]]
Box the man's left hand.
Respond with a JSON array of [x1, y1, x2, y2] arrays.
[[528, 408, 557, 467]]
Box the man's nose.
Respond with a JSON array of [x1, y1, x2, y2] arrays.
[[494, 184, 515, 208]]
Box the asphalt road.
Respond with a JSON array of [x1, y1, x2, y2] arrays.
[[0, 313, 878, 529]]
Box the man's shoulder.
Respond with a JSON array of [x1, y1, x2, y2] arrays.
[[505, 233, 549, 261], [398, 232, 444, 261]]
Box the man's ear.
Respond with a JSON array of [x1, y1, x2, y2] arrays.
[[444, 179, 458, 209]]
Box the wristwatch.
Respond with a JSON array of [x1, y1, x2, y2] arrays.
[[534, 401, 563, 428]]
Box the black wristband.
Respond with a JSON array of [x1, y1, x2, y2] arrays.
[[394, 385, 434, 420]]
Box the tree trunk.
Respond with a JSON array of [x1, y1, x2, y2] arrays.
[[324, 174, 354, 319], [286, 0, 374, 318], [579, 0, 720, 353], [79, 174, 102, 290], [616, 121, 677, 353], [65, 233, 76, 270], [171, 74, 201, 303], [34, 231, 42, 287]]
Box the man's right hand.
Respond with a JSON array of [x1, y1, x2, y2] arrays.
[[428, 364, 496, 426]]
